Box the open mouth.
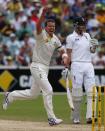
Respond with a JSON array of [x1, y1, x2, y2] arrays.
[[49, 30, 54, 33]]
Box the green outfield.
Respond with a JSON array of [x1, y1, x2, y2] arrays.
[[0, 93, 104, 125]]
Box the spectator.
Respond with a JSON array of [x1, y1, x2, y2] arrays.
[[16, 46, 29, 66], [0, 0, 105, 67], [5, 33, 21, 57], [31, 9, 39, 24], [2, 45, 11, 57], [21, 33, 36, 48], [24, 1, 35, 16], [51, 0, 62, 16], [0, 49, 6, 65], [92, 48, 105, 67], [0, 13, 14, 37], [27, 15, 36, 33], [18, 10, 28, 23], [0, 0, 9, 12], [61, 1, 71, 22], [71, 0, 84, 17], [96, 24, 105, 41], [5, 55, 16, 66], [7, 0, 23, 13], [86, 13, 100, 31], [96, 8, 105, 24], [20, 33, 35, 64], [10, 12, 21, 31], [66, 0, 75, 6], [17, 19, 33, 40]]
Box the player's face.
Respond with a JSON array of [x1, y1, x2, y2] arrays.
[[76, 25, 86, 35], [45, 22, 55, 36]]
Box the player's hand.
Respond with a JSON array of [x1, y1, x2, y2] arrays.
[[61, 68, 71, 80], [90, 38, 98, 53], [62, 54, 70, 67], [90, 38, 99, 47]]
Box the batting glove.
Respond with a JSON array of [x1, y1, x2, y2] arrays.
[[90, 38, 98, 53], [90, 38, 99, 46], [61, 68, 71, 80]]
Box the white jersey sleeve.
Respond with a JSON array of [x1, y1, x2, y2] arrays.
[[84, 33, 91, 41], [66, 35, 74, 49], [53, 35, 62, 49]]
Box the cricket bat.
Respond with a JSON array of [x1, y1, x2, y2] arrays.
[[66, 72, 74, 111]]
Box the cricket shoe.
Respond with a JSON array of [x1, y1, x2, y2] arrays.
[[86, 118, 97, 124], [73, 119, 80, 124], [2, 92, 10, 110], [48, 118, 63, 126]]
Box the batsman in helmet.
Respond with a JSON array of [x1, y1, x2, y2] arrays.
[[66, 16, 98, 124]]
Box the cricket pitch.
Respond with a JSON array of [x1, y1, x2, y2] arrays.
[[0, 119, 97, 131]]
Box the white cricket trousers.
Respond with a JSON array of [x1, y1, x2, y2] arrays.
[[8, 62, 56, 119], [71, 62, 97, 119]]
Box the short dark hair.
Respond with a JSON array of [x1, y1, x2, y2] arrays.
[[45, 19, 55, 27]]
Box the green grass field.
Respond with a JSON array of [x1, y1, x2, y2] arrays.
[[0, 93, 104, 125]]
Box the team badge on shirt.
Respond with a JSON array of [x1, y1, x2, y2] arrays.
[[75, 38, 79, 41]]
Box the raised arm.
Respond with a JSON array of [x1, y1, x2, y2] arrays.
[[36, 7, 50, 35]]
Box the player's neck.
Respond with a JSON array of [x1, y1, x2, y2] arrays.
[[46, 31, 53, 38], [49, 33, 53, 38], [76, 30, 83, 36]]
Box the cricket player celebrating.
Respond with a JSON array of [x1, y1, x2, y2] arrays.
[[66, 17, 98, 124], [3, 7, 69, 126]]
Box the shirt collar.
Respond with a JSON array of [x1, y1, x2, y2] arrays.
[[73, 31, 79, 36]]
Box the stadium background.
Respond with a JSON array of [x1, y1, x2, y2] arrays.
[[0, 0, 105, 131], [0, 0, 105, 68]]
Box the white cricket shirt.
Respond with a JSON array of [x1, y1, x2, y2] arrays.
[[32, 30, 61, 66], [66, 31, 92, 62]]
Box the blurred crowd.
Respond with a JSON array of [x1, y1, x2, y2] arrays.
[[0, 0, 105, 68]]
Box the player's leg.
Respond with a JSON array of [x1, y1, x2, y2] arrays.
[[3, 65, 42, 110], [71, 63, 83, 124], [3, 77, 41, 110], [84, 63, 97, 123], [71, 88, 83, 124], [31, 65, 62, 125], [8, 78, 40, 101], [39, 78, 63, 125]]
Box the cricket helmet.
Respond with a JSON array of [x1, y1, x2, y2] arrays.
[[73, 17, 86, 26]]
